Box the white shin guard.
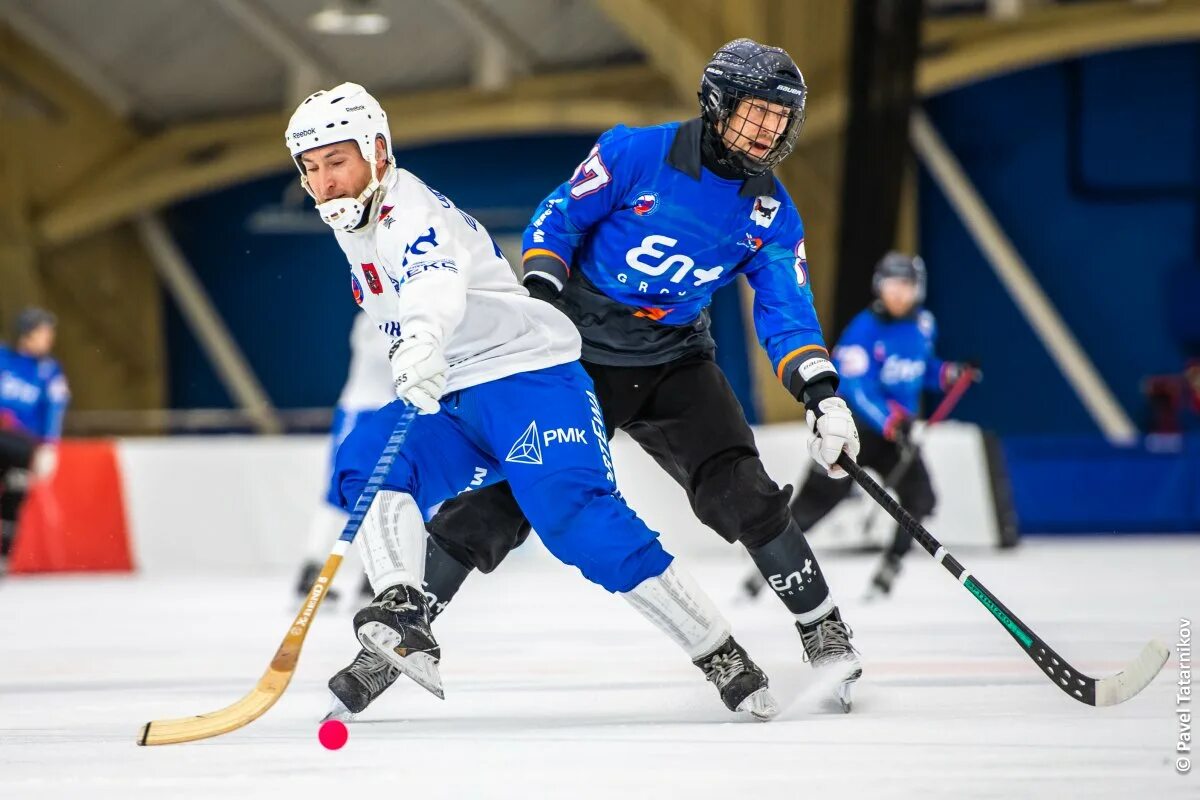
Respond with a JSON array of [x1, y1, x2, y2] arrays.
[[355, 490, 427, 595], [621, 563, 731, 661]]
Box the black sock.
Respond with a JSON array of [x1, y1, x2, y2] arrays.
[[747, 519, 834, 620], [422, 535, 473, 621]]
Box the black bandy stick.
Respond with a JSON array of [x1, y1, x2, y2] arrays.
[[838, 452, 1168, 707]]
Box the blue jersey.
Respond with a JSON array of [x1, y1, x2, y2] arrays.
[[522, 119, 830, 389], [833, 307, 948, 435], [0, 345, 70, 440]]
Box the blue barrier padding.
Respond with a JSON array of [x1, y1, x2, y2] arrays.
[[1003, 434, 1200, 534]]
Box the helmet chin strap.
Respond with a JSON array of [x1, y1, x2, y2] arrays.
[[306, 163, 394, 233]]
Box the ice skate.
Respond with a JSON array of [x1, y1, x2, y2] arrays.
[[323, 647, 400, 721], [353, 584, 443, 699], [693, 636, 779, 721], [797, 607, 862, 713], [864, 554, 902, 602]]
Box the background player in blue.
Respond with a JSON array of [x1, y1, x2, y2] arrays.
[[789, 253, 981, 597], [327, 38, 866, 717], [286, 82, 782, 721], [0, 308, 70, 575]]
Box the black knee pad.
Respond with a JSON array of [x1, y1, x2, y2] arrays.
[[427, 484, 531, 574], [690, 453, 792, 548]]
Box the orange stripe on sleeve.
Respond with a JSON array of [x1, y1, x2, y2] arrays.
[[522, 249, 570, 273], [775, 344, 829, 382]]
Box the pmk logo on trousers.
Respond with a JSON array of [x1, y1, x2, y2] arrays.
[[505, 421, 543, 465], [505, 421, 590, 466]]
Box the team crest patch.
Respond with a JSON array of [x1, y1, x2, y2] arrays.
[[350, 274, 364, 305], [361, 263, 383, 294], [505, 421, 543, 465], [632, 191, 659, 216], [751, 195, 781, 228]]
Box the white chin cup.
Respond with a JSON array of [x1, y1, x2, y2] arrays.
[[317, 195, 368, 231], [313, 169, 386, 232]]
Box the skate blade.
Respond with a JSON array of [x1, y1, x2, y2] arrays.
[[322, 693, 357, 723], [801, 657, 862, 714], [736, 687, 780, 721], [358, 622, 445, 700]]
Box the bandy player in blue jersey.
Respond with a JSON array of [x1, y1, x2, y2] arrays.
[[0, 309, 70, 574], [790, 253, 981, 597], [328, 38, 865, 717]]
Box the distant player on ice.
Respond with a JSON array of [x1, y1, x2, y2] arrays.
[[0, 309, 69, 575], [285, 81, 851, 721], [326, 38, 866, 718], [294, 311, 393, 604], [788, 253, 980, 597]]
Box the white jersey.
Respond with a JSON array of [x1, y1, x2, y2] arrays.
[[333, 168, 581, 393], [337, 311, 395, 411]]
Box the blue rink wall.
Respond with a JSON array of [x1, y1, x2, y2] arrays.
[[163, 43, 1200, 534]]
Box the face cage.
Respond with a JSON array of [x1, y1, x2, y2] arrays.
[[709, 85, 805, 175]]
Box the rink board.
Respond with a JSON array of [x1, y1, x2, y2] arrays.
[[12, 422, 1003, 574]]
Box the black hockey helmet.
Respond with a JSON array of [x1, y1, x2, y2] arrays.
[[872, 252, 927, 304], [698, 38, 807, 177]]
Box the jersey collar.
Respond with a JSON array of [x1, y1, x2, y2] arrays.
[[668, 118, 778, 198]]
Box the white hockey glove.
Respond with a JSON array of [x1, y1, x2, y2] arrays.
[[805, 397, 860, 479], [389, 333, 447, 415]]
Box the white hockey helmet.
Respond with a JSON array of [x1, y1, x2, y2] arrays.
[[285, 82, 394, 231]]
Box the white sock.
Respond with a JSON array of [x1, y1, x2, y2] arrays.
[[621, 563, 731, 660], [355, 490, 427, 594]]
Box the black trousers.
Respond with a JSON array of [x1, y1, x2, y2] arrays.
[[428, 352, 793, 573], [0, 429, 36, 557], [789, 416, 936, 558]]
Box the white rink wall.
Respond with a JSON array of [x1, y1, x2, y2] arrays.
[[113, 421, 1000, 573]]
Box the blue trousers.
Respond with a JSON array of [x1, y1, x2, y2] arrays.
[[323, 406, 378, 508], [332, 361, 672, 592]]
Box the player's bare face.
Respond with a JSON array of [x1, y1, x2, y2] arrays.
[[19, 325, 55, 358], [879, 277, 919, 316], [720, 99, 791, 162], [299, 142, 372, 203]]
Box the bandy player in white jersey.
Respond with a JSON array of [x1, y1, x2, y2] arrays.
[[294, 311, 394, 602], [285, 82, 865, 719]]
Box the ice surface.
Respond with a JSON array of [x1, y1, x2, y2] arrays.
[[0, 537, 1195, 799]]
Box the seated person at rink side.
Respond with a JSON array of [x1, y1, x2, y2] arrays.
[[325, 38, 865, 721], [0, 308, 69, 575], [790, 253, 981, 598], [284, 82, 865, 720]]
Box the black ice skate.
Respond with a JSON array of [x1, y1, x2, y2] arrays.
[[296, 560, 339, 604], [864, 554, 902, 601], [353, 584, 443, 699], [797, 607, 862, 713], [693, 636, 779, 721], [323, 647, 400, 722]]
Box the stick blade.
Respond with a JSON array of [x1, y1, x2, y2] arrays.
[[137, 667, 292, 745], [1094, 640, 1170, 707]]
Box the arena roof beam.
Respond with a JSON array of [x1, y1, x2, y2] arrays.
[[919, 0, 1200, 95], [2, 4, 137, 118], [37, 66, 686, 247], [593, 0, 707, 103], [212, 0, 332, 106]]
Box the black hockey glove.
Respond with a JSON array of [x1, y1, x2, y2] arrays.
[[523, 274, 561, 304]]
